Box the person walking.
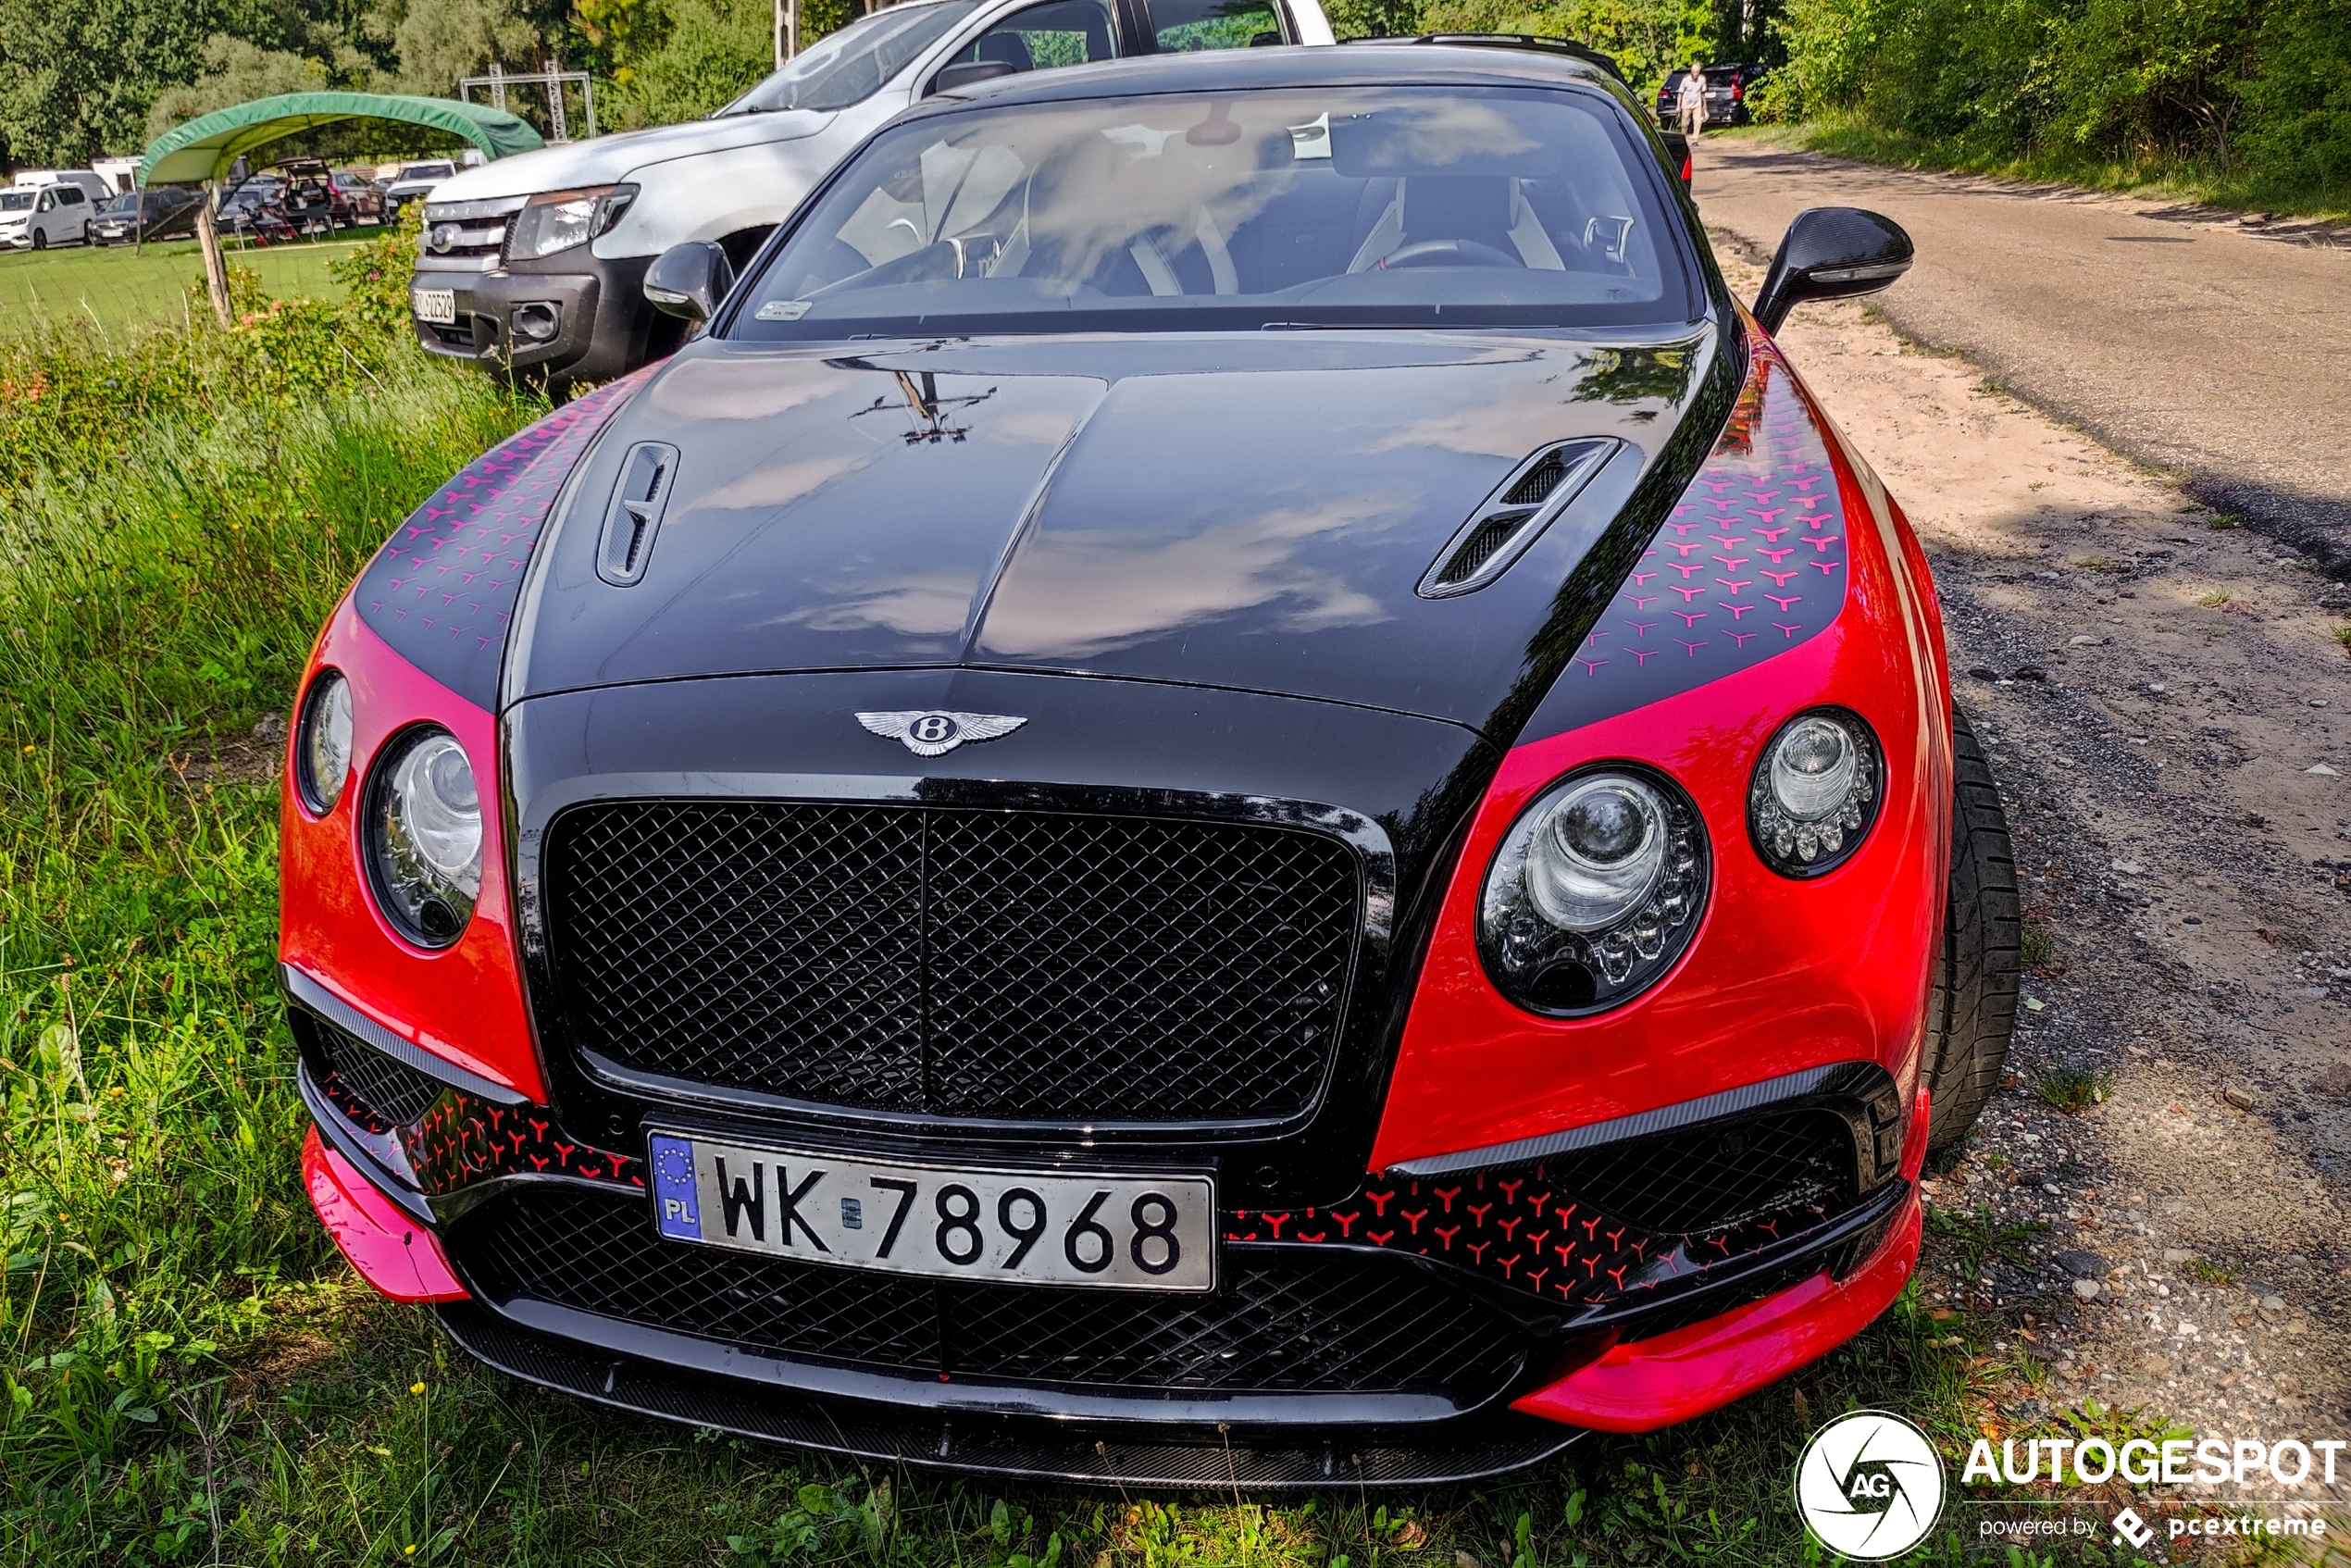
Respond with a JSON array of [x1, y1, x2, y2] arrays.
[[1677, 58, 1708, 139]]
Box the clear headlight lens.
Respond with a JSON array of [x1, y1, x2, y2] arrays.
[[367, 729, 482, 946], [1749, 707, 1883, 876], [506, 184, 637, 260], [1480, 766, 1709, 1014], [296, 670, 354, 812]]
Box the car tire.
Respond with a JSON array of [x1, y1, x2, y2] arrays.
[[31, 228, 45, 251], [1921, 703, 2021, 1154]]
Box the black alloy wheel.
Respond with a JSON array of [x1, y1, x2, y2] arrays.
[[1921, 704, 2021, 1153]]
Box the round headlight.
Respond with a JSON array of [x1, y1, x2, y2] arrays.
[[296, 670, 354, 813], [367, 728, 482, 947], [1480, 765, 1709, 1015], [1749, 707, 1883, 877]]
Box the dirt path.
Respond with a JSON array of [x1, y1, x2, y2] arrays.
[[1694, 137, 2351, 568], [1713, 241, 2351, 1490]]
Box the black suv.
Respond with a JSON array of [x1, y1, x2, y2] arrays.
[[1655, 62, 1767, 127]]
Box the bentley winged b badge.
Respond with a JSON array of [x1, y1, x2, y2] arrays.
[[855, 710, 1028, 757]]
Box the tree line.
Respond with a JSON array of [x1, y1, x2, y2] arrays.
[[1765, 0, 2349, 196], [10, 0, 2330, 200]]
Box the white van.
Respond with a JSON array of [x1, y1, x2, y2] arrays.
[[14, 169, 113, 206], [413, 0, 1335, 385], [0, 179, 97, 249]]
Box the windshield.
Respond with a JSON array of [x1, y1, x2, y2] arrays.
[[106, 193, 139, 213], [404, 163, 454, 180], [718, 0, 980, 114], [734, 86, 1691, 340], [0, 193, 31, 212]]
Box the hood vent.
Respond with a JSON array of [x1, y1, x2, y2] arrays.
[[1419, 438, 1618, 599], [595, 442, 679, 588]]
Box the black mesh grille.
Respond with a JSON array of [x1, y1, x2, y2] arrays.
[[1543, 1110, 1852, 1235], [546, 802, 1360, 1123], [1504, 452, 1570, 506], [312, 1022, 445, 1127], [454, 1187, 1526, 1400], [1437, 512, 1534, 586]]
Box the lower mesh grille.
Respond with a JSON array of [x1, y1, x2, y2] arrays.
[[453, 1187, 1527, 1401], [1541, 1110, 1852, 1235], [311, 1021, 446, 1127]]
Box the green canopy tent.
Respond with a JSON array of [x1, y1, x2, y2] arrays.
[[138, 92, 543, 186], [138, 93, 545, 324]]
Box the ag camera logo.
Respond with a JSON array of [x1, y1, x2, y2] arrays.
[[1795, 1410, 1947, 1560]]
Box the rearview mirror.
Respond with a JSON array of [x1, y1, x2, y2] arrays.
[[1752, 207, 1912, 334], [927, 59, 1019, 95], [643, 241, 735, 326]]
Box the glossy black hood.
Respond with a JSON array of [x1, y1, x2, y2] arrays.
[[507, 327, 1727, 736]]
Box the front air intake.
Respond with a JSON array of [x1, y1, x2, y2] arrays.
[[1420, 439, 1617, 598]]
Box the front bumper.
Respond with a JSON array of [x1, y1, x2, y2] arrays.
[[410, 252, 655, 384], [295, 975, 1924, 1486]]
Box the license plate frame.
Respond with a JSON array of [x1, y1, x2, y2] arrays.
[[647, 1132, 1217, 1292], [411, 287, 458, 325]]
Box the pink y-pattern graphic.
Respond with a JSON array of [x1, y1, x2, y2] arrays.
[[352, 367, 657, 707], [314, 1066, 644, 1193], [1225, 1161, 1850, 1311], [1533, 342, 1849, 736]]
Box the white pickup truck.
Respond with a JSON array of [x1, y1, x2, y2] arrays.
[[412, 0, 1335, 387]]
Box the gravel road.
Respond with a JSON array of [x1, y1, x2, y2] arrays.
[[1695, 138, 2351, 570], [1711, 240, 2351, 1510]]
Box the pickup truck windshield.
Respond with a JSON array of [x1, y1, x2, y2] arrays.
[[733, 85, 1692, 339], [719, 0, 982, 115]]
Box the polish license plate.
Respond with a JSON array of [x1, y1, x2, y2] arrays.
[[411, 288, 457, 325], [647, 1133, 1215, 1291]]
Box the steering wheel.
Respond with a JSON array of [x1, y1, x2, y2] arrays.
[[1379, 238, 1524, 269]]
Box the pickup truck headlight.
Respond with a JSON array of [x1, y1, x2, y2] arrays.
[[506, 184, 638, 261]]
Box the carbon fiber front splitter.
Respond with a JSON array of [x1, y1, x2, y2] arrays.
[[437, 1300, 1583, 1488]]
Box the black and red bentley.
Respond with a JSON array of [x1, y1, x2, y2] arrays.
[[282, 39, 2018, 1485]]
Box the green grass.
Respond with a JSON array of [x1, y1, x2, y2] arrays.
[[0, 230, 385, 340], [2032, 1063, 2114, 1115], [1721, 116, 2351, 226], [0, 272, 2166, 1566]]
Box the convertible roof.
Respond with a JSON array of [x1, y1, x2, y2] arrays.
[[138, 93, 543, 187], [933, 41, 1617, 109]]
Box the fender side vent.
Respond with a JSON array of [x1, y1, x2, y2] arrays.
[[1419, 438, 1617, 599], [595, 442, 680, 588]]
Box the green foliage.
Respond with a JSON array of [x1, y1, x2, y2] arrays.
[[598, 0, 857, 128], [1769, 0, 2351, 206], [0, 262, 543, 1541], [329, 202, 426, 336]]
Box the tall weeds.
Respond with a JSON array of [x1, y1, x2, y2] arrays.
[[0, 269, 541, 1550]]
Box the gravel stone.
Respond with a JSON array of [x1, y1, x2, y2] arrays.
[[2058, 1251, 2106, 1278], [2072, 1278, 2103, 1300]]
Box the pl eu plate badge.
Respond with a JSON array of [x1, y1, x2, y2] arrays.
[[651, 1134, 703, 1240]]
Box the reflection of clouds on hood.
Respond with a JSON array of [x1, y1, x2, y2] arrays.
[[1362, 365, 1593, 457], [697, 452, 871, 511], [648, 358, 850, 422], [780, 571, 973, 638], [980, 493, 1399, 660]]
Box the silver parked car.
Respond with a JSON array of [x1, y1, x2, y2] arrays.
[[411, 0, 1335, 386]]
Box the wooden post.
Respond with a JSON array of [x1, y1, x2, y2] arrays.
[[195, 183, 232, 327]]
